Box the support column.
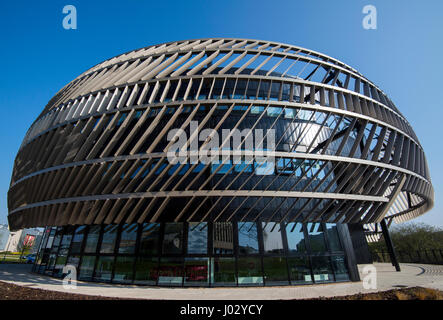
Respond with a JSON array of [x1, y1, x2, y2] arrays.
[[380, 219, 401, 272], [337, 224, 360, 281]]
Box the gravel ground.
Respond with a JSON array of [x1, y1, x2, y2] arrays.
[[310, 286, 443, 300]]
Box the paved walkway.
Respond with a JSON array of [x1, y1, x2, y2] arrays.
[[0, 263, 442, 300]]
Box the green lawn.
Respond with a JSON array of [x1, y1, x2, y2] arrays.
[[0, 254, 27, 263]]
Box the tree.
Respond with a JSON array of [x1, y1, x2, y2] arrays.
[[369, 222, 443, 253]]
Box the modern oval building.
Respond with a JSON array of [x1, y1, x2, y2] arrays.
[[8, 38, 433, 286]]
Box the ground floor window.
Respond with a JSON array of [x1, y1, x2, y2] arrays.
[[263, 256, 289, 285], [34, 222, 352, 287], [184, 257, 209, 286], [311, 256, 334, 283], [237, 257, 263, 286], [94, 256, 114, 282], [78, 256, 96, 281], [134, 257, 158, 285], [113, 256, 135, 284], [331, 255, 350, 281], [210, 257, 236, 286], [287, 256, 313, 284], [158, 258, 183, 286]]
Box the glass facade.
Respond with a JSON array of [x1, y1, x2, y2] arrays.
[[33, 222, 350, 287]]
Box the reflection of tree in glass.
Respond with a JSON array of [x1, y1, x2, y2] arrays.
[[238, 223, 258, 254], [307, 223, 327, 252]]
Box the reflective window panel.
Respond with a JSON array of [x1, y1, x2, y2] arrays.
[[210, 257, 236, 286], [64, 255, 80, 278], [213, 222, 234, 255], [237, 257, 263, 286], [326, 223, 343, 252], [331, 255, 350, 281], [94, 256, 115, 282], [99, 225, 119, 254], [46, 228, 55, 250], [50, 228, 63, 254], [238, 222, 259, 255], [58, 227, 74, 256], [139, 223, 160, 255], [34, 228, 50, 269], [311, 256, 334, 283], [307, 223, 327, 252], [187, 222, 208, 254], [287, 257, 313, 284], [134, 257, 158, 285], [262, 223, 284, 254], [70, 226, 87, 254], [157, 258, 183, 286], [79, 256, 96, 281], [45, 253, 57, 274], [118, 224, 138, 254], [263, 256, 289, 285], [286, 223, 307, 254], [162, 223, 183, 255], [67, 255, 80, 269], [83, 225, 101, 253], [113, 256, 135, 284], [53, 256, 67, 278], [184, 257, 209, 286]]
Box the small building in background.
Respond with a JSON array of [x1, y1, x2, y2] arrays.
[[4, 228, 43, 253]]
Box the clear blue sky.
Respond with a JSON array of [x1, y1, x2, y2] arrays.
[[0, 0, 441, 227]]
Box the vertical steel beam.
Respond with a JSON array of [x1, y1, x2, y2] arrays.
[[380, 218, 400, 272]]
